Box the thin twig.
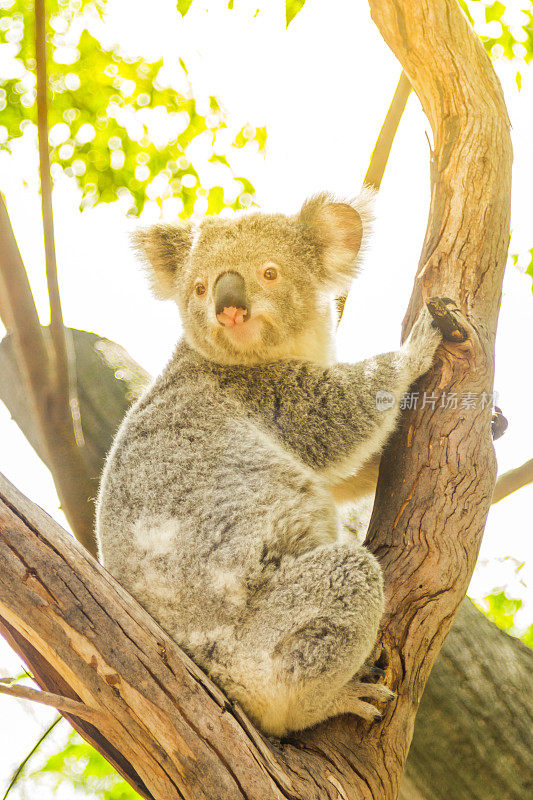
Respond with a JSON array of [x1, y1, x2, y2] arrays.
[[337, 70, 412, 322], [1, 715, 62, 800], [34, 0, 84, 447], [0, 680, 104, 724], [364, 70, 412, 191]]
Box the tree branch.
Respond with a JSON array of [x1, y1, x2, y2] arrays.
[[0, 13, 99, 552], [0, 472, 303, 800], [35, 0, 75, 428], [364, 70, 412, 191], [0, 328, 150, 480], [0, 195, 51, 436], [337, 70, 412, 321], [0, 200, 98, 553], [400, 598, 533, 800], [0, 680, 104, 724], [31, 0, 98, 552], [492, 458, 533, 503]]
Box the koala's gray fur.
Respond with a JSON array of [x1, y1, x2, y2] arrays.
[[96, 190, 442, 737]]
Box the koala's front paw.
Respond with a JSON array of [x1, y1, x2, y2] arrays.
[[426, 297, 468, 343], [403, 305, 443, 378]]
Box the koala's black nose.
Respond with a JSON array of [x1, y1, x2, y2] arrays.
[[214, 271, 249, 325]]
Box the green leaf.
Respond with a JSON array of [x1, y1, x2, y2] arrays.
[[482, 590, 522, 633], [207, 185, 225, 215], [286, 0, 306, 27], [0, 0, 262, 216], [210, 153, 230, 167], [235, 176, 254, 193], [255, 125, 267, 150], [35, 732, 141, 797], [462, 0, 533, 65], [176, 0, 194, 17], [485, 1, 505, 23]]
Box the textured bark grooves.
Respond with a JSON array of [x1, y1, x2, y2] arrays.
[[400, 600, 533, 800], [0, 1, 513, 799], [358, 0, 512, 795]]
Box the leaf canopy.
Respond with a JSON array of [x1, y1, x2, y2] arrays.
[[0, 0, 264, 215]]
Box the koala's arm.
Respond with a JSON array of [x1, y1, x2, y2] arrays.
[[330, 454, 381, 503], [268, 308, 442, 481]]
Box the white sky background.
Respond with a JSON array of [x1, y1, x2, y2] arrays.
[[0, 0, 532, 795]]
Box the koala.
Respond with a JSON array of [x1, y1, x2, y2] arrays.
[[96, 190, 444, 738]]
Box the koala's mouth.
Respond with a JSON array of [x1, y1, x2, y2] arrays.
[[216, 306, 249, 328], [219, 315, 263, 345], [209, 311, 280, 355]]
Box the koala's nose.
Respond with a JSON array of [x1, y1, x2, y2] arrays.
[[214, 271, 249, 326]]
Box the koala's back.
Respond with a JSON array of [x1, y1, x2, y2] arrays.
[[96, 341, 337, 674]]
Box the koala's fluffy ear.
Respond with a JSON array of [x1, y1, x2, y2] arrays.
[[132, 223, 194, 299], [298, 188, 375, 291]]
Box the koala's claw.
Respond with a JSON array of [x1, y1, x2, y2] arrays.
[[492, 406, 508, 441], [426, 297, 468, 343], [335, 679, 396, 723], [360, 641, 390, 677], [361, 665, 386, 679]]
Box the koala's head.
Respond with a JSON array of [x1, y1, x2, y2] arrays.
[[133, 189, 374, 366]]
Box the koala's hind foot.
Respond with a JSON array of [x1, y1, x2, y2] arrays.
[[221, 540, 385, 738], [329, 678, 395, 722]]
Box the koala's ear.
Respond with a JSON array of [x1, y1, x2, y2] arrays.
[[132, 223, 194, 299], [298, 188, 375, 290]]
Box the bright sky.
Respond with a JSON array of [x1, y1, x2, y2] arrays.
[[0, 0, 532, 795]]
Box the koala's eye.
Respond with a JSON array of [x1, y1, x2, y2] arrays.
[[263, 266, 278, 282], [194, 282, 207, 296]]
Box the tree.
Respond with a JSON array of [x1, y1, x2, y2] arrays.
[[0, 0, 531, 799]]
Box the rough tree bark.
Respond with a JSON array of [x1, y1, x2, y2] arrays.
[[0, 0, 521, 798], [400, 599, 533, 800]]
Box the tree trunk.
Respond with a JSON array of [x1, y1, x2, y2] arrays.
[[0, 0, 517, 797], [399, 599, 533, 800]]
